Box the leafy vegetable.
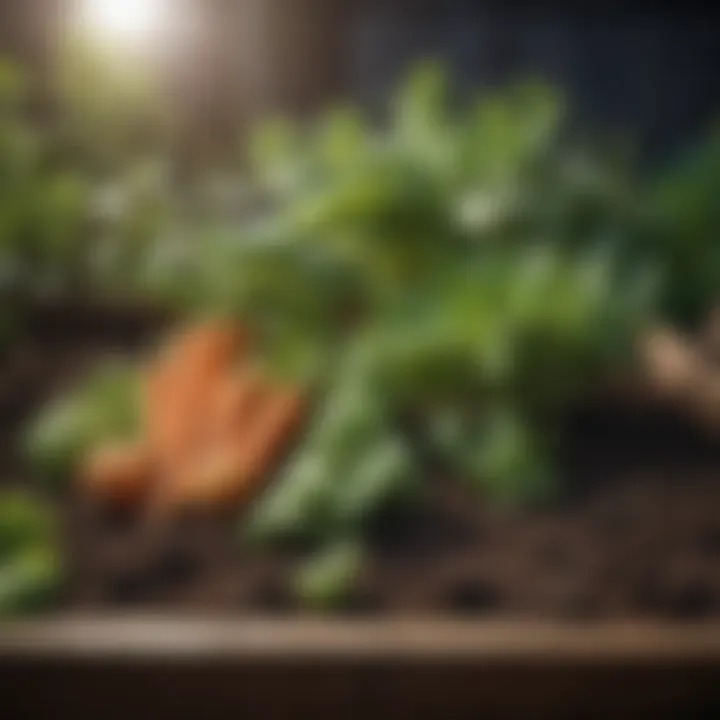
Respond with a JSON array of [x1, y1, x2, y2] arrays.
[[6, 55, 718, 608], [0, 545, 62, 616], [295, 539, 364, 609], [431, 407, 556, 506], [646, 126, 720, 325], [24, 360, 142, 483], [230, 63, 713, 604], [0, 491, 55, 557], [0, 492, 62, 616]]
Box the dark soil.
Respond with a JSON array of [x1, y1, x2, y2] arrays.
[[2, 300, 720, 619]]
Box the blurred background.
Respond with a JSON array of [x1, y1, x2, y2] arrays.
[[1, 1, 720, 717], [2, 1, 719, 160]]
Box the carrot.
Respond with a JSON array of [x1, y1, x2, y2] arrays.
[[144, 356, 182, 469], [80, 442, 155, 507], [167, 446, 254, 510], [161, 387, 305, 512], [204, 364, 266, 448], [146, 319, 246, 474], [178, 320, 246, 379], [232, 387, 306, 483], [178, 320, 245, 423], [113, 318, 309, 515]]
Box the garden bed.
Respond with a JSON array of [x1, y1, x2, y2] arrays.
[[3, 302, 720, 620]]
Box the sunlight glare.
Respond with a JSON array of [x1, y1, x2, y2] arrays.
[[79, 0, 168, 48]]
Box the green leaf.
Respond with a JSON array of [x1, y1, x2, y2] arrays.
[[249, 117, 306, 195], [394, 60, 449, 139], [0, 545, 62, 616], [332, 434, 413, 527], [294, 538, 363, 609], [24, 360, 142, 483], [469, 410, 556, 506], [316, 107, 369, 174], [0, 492, 62, 617], [245, 452, 334, 542], [0, 491, 55, 560], [433, 407, 556, 506]]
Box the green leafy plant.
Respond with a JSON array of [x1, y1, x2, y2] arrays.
[[10, 56, 719, 609], [0, 53, 173, 308], [226, 63, 720, 604], [23, 360, 143, 484], [295, 539, 364, 610], [0, 491, 62, 615], [645, 125, 720, 326]]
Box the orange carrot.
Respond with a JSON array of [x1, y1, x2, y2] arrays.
[[203, 366, 262, 444], [80, 442, 155, 507], [161, 387, 305, 512], [144, 356, 181, 468], [178, 320, 245, 416], [167, 446, 253, 510], [146, 319, 245, 474], [232, 387, 306, 483], [98, 318, 309, 515]]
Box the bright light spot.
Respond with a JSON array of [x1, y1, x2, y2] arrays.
[[79, 0, 168, 48]]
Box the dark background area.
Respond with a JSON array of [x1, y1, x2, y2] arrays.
[[350, 1, 720, 159], [0, 0, 719, 159]]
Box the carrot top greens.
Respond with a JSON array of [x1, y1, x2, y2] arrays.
[[229, 64, 720, 604]]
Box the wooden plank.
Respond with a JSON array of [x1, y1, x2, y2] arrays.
[[3, 618, 720, 718], [2, 617, 720, 660]]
